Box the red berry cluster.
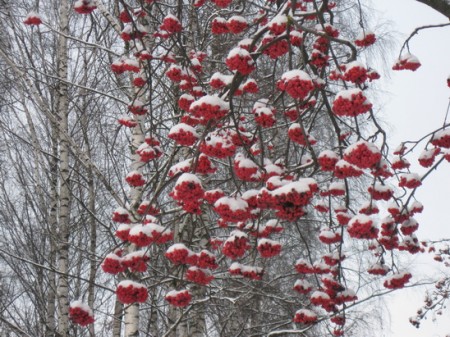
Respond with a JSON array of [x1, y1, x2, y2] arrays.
[[418, 147, 440, 167], [355, 32, 376, 47], [431, 129, 450, 148], [290, 30, 304, 46], [136, 143, 163, 162], [261, 34, 289, 59], [212, 0, 233, 8], [118, 116, 138, 128], [169, 123, 199, 146], [319, 229, 342, 245], [383, 272, 412, 289], [122, 251, 150, 273], [112, 207, 131, 223], [227, 16, 248, 34], [342, 62, 368, 84], [334, 160, 363, 178], [293, 309, 318, 324], [69, 302, 95, 326], [234, 155, 261, 181], [368, 184, 393, 201], [295, 259, 315, 274], [225, 47, 255, 75], [116, 281, 148, 304], [310, 290, 332, 307], [229, 263, 264, 280], [278, 70, 315, 100], [367, 263, 389, 276], [318, 150, 339, 171], [399, 173, 422, 189], [74, 0, 96, 14], [268, 15, 287, 35], [392, 54, 421, 71], [128, 223, 173, 246], [165, 289, 192, 307], [161, 14, 182, 34], [128, 100, 148, 115], [115, 224, 130, 241], [343, 140, 381, 169], [197, 249, 219, 269], [288, 123, 316, 146], [125, 171, 146, 187], [332, 89, 372, 117], [204, 189, 225, 204], [137, 200, 160, 216], [222, 231, 250, 259], [257, 239, 282, 258], [211, 17, 229, 34], [185, 266, 214, 285], [23, 12, 42, 25], [293, 279, 313, 294], [165, 243, 194, 265], [178, 94, 194, 111], [101, 253, 126, 274], [347, 215, 378, 239], [214, 196, 250, 222]]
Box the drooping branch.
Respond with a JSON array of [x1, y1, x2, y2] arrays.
[[416, 0, 450, 19]]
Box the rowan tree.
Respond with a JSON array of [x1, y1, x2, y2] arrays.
[[0, 0, 449, 337]]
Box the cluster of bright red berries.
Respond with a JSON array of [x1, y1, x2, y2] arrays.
[[69, 301, 95, 326], [334, 160, 363, 179], [225, 47, 255, 75], [74, 0, 96, 14], [383, 272, 412, 289], [127, 223, 173, 246], [332, 89, 372, 117], [293, 309, 318, 324], [288, 123, 316, 146], [261, 34, 289, 59], [355, 32, 376, 47], [168, 123, 199, 146], [398, 173, 422, 189], [23, 12, 42, 25], [392, 54, 421, 71], [234, 155, 261, 182], [343, 140, 381, 169], [257, 239, 282, 258], [347, 215, 379, 239], [277, 70, 315, 100], [293, 279, 313, 294], [116, 281, 148, 304], [185, 267, 214, 285], [318, 150, 339, 171], [214, 197, 250, 222], [165, 289, 192, 307], [229, 263, 264, 280], [136, 142, 163, 162], [125, 171, 146, 187], [161, 14, 182, 34], [222, 231, 250, 259]]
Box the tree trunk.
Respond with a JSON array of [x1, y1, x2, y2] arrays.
[[55, 0, 71, 335]]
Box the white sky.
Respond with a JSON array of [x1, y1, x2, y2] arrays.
[[371, 1, 450, 336]]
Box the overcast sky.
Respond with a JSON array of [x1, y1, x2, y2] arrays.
[[371, 1, 450, 336]]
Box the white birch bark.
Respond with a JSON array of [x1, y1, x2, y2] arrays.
[[55, 0, 71, 335]]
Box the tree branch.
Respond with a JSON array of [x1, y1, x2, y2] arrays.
[[416, 0, 450, 19]]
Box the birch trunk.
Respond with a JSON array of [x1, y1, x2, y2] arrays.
[[55, 0, 71, 335]]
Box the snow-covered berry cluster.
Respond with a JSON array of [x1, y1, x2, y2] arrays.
[[69, 301, 95, 326], [332, 89, 372, 117], [116, 280, 148, 304], [165, 289, 192, 307]]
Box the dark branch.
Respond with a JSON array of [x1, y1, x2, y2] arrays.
[[416, 0, 450, 19]]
